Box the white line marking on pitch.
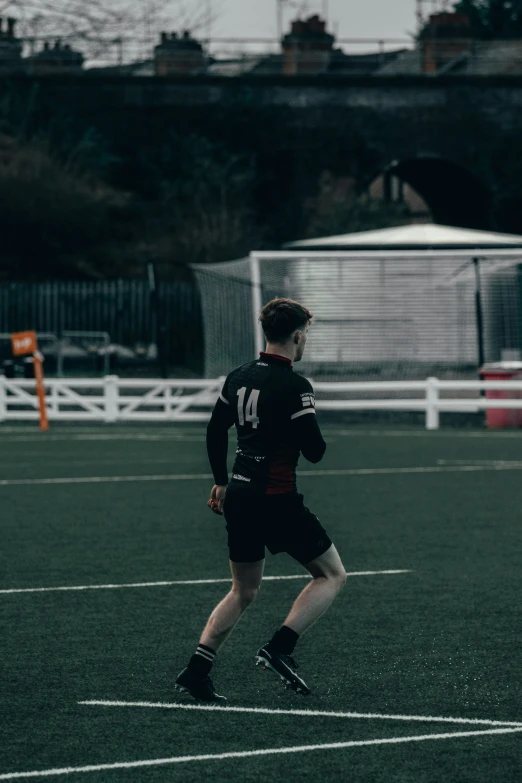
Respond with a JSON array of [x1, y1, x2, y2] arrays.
[[78, 701, 522, 728], [0, 434, 207, 443], [0, 458, 201, 469], [1, 728, 522, 779], [3, 428, 522, 441], [437, 459, 522, 466], [0, 473, 214, 486], [324, 429, 522, 439], [303, 465, 522, 476], [0, 570, 410, 595], [2, 462, 522, 487]]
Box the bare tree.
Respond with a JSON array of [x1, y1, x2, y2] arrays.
[[0, 0, 221, 64], [175, 0, 222, 39]]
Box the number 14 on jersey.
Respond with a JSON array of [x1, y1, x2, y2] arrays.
[[237, 387, 260, 429]]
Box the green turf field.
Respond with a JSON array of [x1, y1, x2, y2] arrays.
[[1, 424, 522, 782]]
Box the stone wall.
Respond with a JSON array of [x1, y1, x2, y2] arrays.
[[4, 74, 522, 237]]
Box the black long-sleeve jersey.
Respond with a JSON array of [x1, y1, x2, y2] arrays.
[[206, 352, 326, 494]]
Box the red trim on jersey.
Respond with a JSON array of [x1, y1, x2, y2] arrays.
[[265, 440, 299, 495], [260, 352, 293, 367]]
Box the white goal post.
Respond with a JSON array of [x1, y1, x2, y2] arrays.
[[193, 249, 522, 381]]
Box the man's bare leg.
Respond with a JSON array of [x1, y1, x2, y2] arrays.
[[200, 558, 265, 651], [283, 544, 346, 635], [176, 559, 264, 701], [255, 546, 345, 694]]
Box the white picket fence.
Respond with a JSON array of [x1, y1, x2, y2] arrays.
[[1, 375, 522, 430], [0, 376, 223, 424]]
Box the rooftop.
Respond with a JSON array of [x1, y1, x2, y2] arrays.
[[1, 10, 522, 77]]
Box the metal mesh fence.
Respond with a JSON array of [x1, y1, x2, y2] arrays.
[[192, 262, 256, 379]]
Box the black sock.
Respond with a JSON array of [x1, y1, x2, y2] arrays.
[[267, 625, 300, 656], [187, 644, 216, 678]]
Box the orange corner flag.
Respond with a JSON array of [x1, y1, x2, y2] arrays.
[[11, 331, 38, 357], [10, 331, 49, 431]]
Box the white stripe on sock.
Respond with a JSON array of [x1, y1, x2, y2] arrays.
[[196, 649, 215, 662], [197, 646, 215, 656]]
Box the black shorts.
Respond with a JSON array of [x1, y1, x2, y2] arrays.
[[223, 484, 332, 565]]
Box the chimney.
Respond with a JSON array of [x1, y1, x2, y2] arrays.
[[27, 38, 84, 74], [282, 14, 335, 75], [154, 29, 206, 76], [0, 15, 23, 70], [419, 12, 472, 74]]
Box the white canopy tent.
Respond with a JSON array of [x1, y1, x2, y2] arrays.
[[285, 223, 522, 251], [281, 224, 522, 371]]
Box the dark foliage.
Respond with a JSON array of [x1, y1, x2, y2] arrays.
[[453, 0, 522, 37]]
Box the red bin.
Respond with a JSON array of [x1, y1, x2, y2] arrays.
[[479, 362, 522, 429]]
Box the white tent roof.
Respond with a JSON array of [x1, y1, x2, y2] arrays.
[[285, 223, 522, 250]]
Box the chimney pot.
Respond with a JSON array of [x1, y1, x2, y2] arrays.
[[7, 17, 15, 37], [44, 41, 50, 51], [309, 14, 324, 32], [420, 11, 472, 73], [283, 14, 334, 75], [0, 18, 3, 34], [155, 29, 205, 75], [161, 31, 167, 43]]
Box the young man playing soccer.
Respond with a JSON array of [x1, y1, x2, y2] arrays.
[[176, 298, 347, 702]]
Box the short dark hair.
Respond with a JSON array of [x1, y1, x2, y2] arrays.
[[259, 297, 312, 342]]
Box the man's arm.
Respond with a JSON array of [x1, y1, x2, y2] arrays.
[[288, 379, 326, 464], [206, 381, 235, 486], [291, 410, 326, 463]]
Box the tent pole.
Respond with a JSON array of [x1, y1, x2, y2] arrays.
[[473, 257, 485, 369]]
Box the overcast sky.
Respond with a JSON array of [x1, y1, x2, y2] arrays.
[[211, 0, 419, 41]]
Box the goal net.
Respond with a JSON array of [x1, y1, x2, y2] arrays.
[[192, 253, 522, 381]]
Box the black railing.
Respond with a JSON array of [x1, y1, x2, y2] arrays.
[[0, 279, 203, 376]]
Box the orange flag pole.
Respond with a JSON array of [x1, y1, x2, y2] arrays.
[[10, 331, 49, 431], [33, 351, 49, 431]]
